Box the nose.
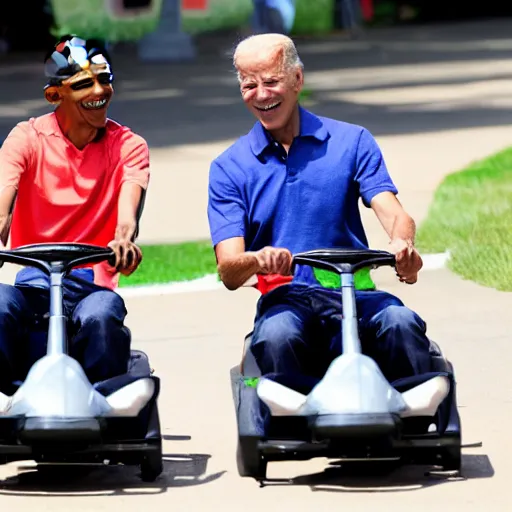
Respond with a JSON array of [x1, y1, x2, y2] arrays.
[[92, 79, 106, 96], [255, 84, 272, 101]]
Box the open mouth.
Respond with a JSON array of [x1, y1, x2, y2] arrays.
[[255, 102, 281, 112], [81, 98, 108, 110]]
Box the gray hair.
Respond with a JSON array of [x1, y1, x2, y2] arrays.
[[232, 34, 304, 83]]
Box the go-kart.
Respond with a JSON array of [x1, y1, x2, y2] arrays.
[[0, 242, 162, 482], [230, 248, 462, 482]]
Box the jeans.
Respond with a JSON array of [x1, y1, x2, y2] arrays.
[[0, 271, 131, 393], [337, 0, 362, 30], [246, 283, 433, 434], [252, 0, 296, 34], [251, 283, 431, 382]]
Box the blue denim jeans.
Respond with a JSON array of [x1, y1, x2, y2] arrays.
[[251, 283, 432, 384], [252, 0, 295, 34], [0, 269, 130, 393], [338, 0, 362, 30], [243, 283, 433, 436]]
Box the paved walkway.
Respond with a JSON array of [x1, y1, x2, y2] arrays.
[[0, 18, 511, 511]]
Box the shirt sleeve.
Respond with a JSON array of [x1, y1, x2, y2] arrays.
[[0, 122, 34, 193], [207, 159, 246, 247], [118, 131, 150, 189], [354, 127, 398, 207]]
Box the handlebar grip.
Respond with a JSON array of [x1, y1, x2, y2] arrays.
[[107, 252, 117, 268]]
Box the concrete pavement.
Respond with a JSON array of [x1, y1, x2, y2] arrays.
[[0, 270, 510, 511], [0, 17, 511, 511]]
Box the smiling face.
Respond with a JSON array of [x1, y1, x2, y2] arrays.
[[236, 43, 304, 134], [58, 63, 114, 129]]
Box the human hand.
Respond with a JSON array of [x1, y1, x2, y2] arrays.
[[254, 246, 293, 276], [107, 240, 143, 276], [388, 238, 423, 284]]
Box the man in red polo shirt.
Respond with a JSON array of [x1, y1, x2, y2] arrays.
[[0, 35, 149, 391]]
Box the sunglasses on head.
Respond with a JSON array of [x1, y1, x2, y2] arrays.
[[68, 72, 114, 91]]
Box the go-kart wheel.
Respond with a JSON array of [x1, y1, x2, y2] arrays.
[[140, 444, 163, 482], [236, 439, 267, 480], [440, 445, 461, 471]]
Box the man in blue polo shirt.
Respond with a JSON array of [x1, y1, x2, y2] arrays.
[[208, 33, 431, 395]]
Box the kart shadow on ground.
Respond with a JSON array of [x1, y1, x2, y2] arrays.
[[0, 435, 225, 497], [260, 452, 494, 493]]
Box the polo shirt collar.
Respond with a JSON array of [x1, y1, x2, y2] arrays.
[[33, 112, 108, 143], [33, 112, 64, 137], [249, 105, 329, 157]]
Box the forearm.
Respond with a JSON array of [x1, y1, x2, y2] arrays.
[[218, 252, 261, 291], [0, 186, 17, 246], [0, 214, 10, 246], [388, 212, 416, 245], [116, 182, 143, 242]]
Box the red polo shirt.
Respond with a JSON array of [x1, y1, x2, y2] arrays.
[[0, 112, 150, 289]]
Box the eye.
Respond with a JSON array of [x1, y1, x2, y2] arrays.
[[70, 78, 94, 91], [97, 72, 114, 85], [264, 80, 278, 86]]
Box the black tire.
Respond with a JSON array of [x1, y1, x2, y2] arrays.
[[236, 439, 267, 480], [140, 444, 163, 482], [441, 445, 461, 471]]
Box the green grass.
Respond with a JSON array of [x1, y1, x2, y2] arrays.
[[118, 240, 217, 288], [299, 88, 313, 101], [416, 146, 512, 291]]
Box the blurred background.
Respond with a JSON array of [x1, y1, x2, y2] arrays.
[[2, 0, 512, 55], [1, 0, 512, 285], [0, 7, 511, 496]]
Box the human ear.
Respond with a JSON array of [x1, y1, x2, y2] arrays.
[[294, 69, 304, 91], [44, 86, 62, 104]]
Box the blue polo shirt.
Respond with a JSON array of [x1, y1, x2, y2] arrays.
[[207, 106, 398, 286]]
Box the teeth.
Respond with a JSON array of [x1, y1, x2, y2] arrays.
[[82, 99, 107, 109], [258, 102, 280, 111]]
